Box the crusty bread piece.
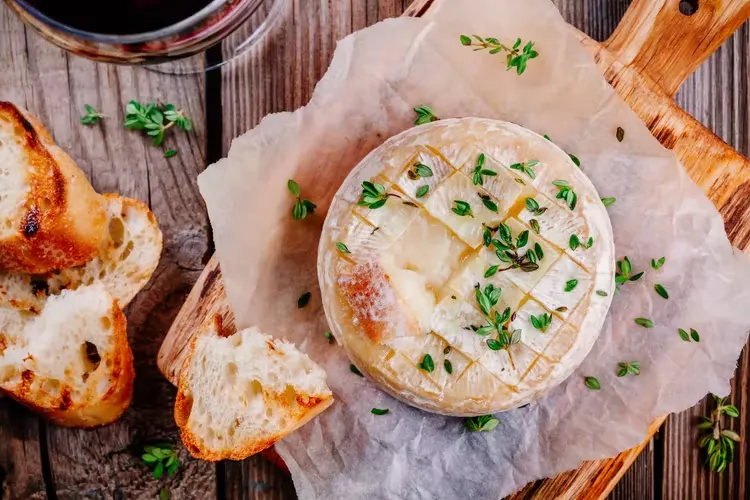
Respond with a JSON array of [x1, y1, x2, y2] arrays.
[[0, 102, 107, 274], [45, 194, 163, 307], [0, 283, 134, 427], [175, 319, 334, 461]]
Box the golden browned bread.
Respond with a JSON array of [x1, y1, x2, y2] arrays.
[[0, 283, 134, 427], [0, 102, 107, 274], [175, 318, 333, 461]]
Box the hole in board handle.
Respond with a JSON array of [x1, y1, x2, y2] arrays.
[[679, 0, 699, 16]]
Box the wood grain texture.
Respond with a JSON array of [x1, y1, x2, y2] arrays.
[[156, 0, 750, 499], [3, 0, 750, 499], [0, 4, 216, 499]]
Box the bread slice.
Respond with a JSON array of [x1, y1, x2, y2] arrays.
[[45, 194, 163, 307], [175, 318, 334, 461], [0, 283, 134, 427], [0, 102, 107, 274]]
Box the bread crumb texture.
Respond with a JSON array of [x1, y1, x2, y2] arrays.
[[176, 321, 333, 461]]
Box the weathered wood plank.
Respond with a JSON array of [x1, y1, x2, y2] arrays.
[[0, 4, 217, 498]]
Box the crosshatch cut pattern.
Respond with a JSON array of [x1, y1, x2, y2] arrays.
[[319, 118, 615, 416]]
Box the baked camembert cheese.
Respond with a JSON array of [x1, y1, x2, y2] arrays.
[[318, 118, 615, 415]]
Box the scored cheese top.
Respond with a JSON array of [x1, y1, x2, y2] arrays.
[[318, 118, 615, 416]]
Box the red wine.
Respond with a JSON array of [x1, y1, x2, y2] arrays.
[[23, 0, 215, 35]]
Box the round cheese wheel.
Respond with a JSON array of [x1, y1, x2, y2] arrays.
[[318, 118, 615, 416]]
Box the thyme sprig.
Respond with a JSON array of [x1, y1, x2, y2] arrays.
[[452, 200, 474, 218], [698, 395, 741, 473], [288, 180, 317, 220], [510, 160, 539, 179], [525, 197, 547, 216], [490, 223, 541, 273], [615, 256, 644, 284], [359, 181, 403, 209], [81, 104, 104, 125], [530, 312, 552, 333], [569, 234, 593, 251], [617, 361, 640, 377], [471, 153, 497, 186], [124, 100, 191, 147], [552, 180, 578, 210], [465, 414, 500, 432], [414, 105, 439, 125], [474, 284, 521, 350], [459, 35, 539, 75]]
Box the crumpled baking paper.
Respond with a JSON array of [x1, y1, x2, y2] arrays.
[[197, 0, 750, 497]]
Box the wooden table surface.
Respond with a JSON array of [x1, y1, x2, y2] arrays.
[[0, 0, 748, 499]]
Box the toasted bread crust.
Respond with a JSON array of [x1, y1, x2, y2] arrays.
[[174, 327, 334, 462], [0, 102, 106, 274], [1, 300, 134, 428]]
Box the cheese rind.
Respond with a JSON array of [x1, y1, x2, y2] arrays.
[[319, 118, 615, 416]]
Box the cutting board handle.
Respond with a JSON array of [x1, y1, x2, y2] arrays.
[[604, 0, 750, 97]]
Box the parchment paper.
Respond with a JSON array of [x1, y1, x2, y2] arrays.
[[198, 0, 750, 498]]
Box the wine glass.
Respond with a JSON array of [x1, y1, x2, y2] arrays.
[[3, 0, 290, 73]]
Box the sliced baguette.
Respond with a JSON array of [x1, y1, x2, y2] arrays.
[[175, 318, 334, 461], [0, 283, 134, 427], [45, 193, 163, 307], [0, 102, 107, 274]]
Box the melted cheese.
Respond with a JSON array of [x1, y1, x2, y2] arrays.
[[319, 118, 615, 416]]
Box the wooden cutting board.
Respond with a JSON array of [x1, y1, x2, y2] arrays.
[[158, 0, 750, 497]]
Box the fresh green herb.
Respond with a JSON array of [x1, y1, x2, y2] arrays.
[[488, 224, 540, 273], [615, 256, 643, 285], [530, 219, 541, 234], [407, 162, 434, 179], [564, 279, 578, 292], [471, 153, 497, 186], [568, 154, 581, 167], [460, 35, 539, 75], [601, 197, 617, 207], [124, 100, 192, 147], [484, 265, 500, 278], [482, 224, 496, 247], [416, 185, 429, 198], [616, 127, 625, 142], [336, 242, 351, 254], [525, 197, 547, 216], [474, 284, 520, 350], [298, 292, 311, 308], [530, 312, 552, 333], [478, 193, 498, 213], [371, 408, 389, 415], [569, 234, 593, 251], [323, 331, 334, 344], [81, 104, 104, 125], [452, 200, 474, 218], [543, 134, 552, 141], [288, 180, 317, 220], [654, 284, 669, 299], [515, 178, 526, 185], [596, 290, 608, 297], [418, 354, 435, 373], [414, 105, 439, 125], [651, 256, 666, 270], [444, 359, 453, 374], [359, 181, 395, 209], [509, 160, 539, 179], [679, 327, 700, 342], [552, 180, 578, 210], [617, 361, 640, 377], [164, 149, 177, 158], [698, 394, 741, 473], [584, 377, 600, 390], [142, 444, 180, 479], [555, 306, 568, 313], [634, 317, 653, 328], [465, 414, 500, 432], [350, 364, 364, 377]]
